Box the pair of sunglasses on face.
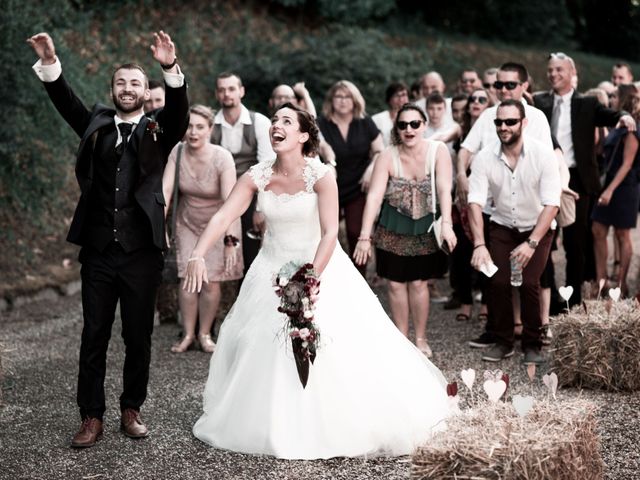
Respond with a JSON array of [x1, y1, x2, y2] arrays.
[[469, 95, 488, 104], [397, 120, 424, 130], [493, 81, 521, 91], [493, 118, 521, 127]]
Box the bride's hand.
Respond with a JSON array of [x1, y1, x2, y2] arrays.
[[183, 256, 208, 293], [353, 239, 372, 266]]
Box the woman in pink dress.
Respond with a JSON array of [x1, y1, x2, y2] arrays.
[[162, 104, 243, 353]]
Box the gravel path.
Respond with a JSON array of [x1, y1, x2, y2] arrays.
[[1, 248, 639, 479]]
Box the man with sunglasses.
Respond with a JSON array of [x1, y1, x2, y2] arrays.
[[468, 100, 561, 365], [482, 67, 499, 104], [533, 52, 635, 307], [456, 62, 553, 350], [458, 69, 482, 95]]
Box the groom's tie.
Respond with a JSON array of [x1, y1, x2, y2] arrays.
[[116, 123, 133, 157]]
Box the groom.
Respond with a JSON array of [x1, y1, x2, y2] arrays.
[[28, 31, 189, 447]]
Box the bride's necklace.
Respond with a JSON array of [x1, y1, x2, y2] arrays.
[[274, 161, 302, 178]]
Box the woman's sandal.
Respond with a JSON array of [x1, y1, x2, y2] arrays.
[[198, 334, 216, 353], [455, 313, 470, 322], [171, 334, 195, 353], [415, 337, 433, 358]]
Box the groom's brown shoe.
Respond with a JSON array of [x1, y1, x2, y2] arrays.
[[120, 408, 149, 438], [70, 417, 103, 448]]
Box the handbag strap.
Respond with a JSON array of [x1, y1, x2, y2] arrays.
[[427, 140, 439, 215], [169, 143, 184, 239]]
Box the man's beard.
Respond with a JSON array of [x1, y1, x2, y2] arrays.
[[113, 93, 145, 113], [499, 129, 522, 146]]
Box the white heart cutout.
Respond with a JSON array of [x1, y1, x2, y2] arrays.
[[483, 379, 507, 402], [542, 372, 558, 399], [461, 368, 476, 391], [609, 287, 621, 302], [512, 394, 535, 417], [558, 286, 574, 302]]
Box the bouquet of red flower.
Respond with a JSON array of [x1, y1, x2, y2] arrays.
[[273, 262, 321, 388]]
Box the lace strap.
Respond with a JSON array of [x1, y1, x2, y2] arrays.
[[248, 159, 275, 191], [303, 157, 331, 192]]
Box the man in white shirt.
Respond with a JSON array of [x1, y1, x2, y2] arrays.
[[372, 81, 409, 147], [211, 72, 275, 273], [468, 100, 561, 365]]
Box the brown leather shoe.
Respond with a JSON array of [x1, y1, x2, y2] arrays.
[[70, 417, 103, 448], [120, 408, 149, 438]]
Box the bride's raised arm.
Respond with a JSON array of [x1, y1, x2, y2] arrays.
[[312, 172, 339, 276], [184, 174, 257, 293]]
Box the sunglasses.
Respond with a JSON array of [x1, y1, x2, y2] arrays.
[[483, 82, 493, 89], [493, 118, 521, 127], [461, 78, 477, 84], [397, 120, 424, 130], [469, 95, 488, 104], [493, 81, 521, 91]]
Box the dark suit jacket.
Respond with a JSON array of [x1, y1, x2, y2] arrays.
[[43, 73, 189, 250], [533, 90, 620, 195]]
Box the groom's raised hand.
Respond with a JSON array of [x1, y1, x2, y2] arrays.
[[150, 30, 178, 74], [27, 33, 56, 65]]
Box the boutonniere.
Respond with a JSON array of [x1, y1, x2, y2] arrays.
[[146, 119, 163, 142]]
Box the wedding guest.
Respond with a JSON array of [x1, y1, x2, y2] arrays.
[[591, 84, 640, 297], [469, 100, 561, 365], [354, 104, 456, 357], [482, 67, 499, 104], [162, 105, 242, 353], [611, 63, 634, 86], [212, 72, 275, 274], [144, 79, 165, 115], [318, 80, 384, 275], [450, 87, 493, 322], [28, 31, 189, 447], [450, 93, 468, 125], [372, 81, 410, 147]]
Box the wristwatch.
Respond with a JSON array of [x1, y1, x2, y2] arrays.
[[526, 238, 538, 249]]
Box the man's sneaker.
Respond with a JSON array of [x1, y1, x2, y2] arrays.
[[468, 332, 496, 349], [522, 348, 545, 365], [428, 283, 449, 304], [482, 344, 515, 362]]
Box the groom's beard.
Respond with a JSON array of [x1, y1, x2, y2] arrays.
[[112, 92, 145, 113]]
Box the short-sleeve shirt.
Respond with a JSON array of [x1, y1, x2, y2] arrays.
[[318, 116, 380, 205]]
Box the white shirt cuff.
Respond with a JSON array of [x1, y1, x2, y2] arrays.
[[162, 65, 184, 88], [32, 57, 62, 82]]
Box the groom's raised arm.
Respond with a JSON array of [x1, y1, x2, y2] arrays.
[[28, 32, 92, 138]]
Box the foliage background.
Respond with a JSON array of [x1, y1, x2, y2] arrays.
[[1, 0, 639, 285]]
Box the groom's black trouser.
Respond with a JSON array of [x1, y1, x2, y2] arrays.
[[77, 242, 162, 420]]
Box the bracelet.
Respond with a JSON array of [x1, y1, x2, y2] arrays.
[[473, 244, 485, 250], [224, 234, 240, 247], [188, 256, 205, 263], [160, 57, 177, 70], [357, 236, 371, 242]]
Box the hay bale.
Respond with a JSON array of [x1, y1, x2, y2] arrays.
[[411, 400, 603, 480], [552, 299, 640, 391]]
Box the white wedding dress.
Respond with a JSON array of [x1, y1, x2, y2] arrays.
[[193, 157, 450, 459]]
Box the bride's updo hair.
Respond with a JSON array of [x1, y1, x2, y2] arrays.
[[274, 102, 320, 157]]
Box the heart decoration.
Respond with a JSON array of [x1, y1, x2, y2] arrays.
[[609, 287, 621, 302], [512, 394, 535, 417], [558, 286, 574, 302], [461, 368, 476, 391], [542, 372, 558, 400], [483, 379, 507, 402], [526, 363, 536, 382], [446, 382, 458, 397]]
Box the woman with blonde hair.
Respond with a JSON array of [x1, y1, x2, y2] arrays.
[[318, 80, 384, 275], [162, 104, 243, 353]]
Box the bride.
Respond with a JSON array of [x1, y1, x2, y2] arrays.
[[184, 103, 451, 459]]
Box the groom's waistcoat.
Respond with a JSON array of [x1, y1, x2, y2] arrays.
[[84, 123, 152, 252]]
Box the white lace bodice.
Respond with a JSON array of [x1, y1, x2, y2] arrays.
[[249, 157, 331, 265]]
